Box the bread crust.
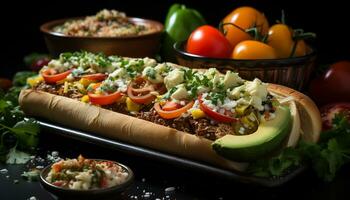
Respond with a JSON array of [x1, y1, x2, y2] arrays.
[[19, 89, 248, 172], [268, 84, 322, 143]]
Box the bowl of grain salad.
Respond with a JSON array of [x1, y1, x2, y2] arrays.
[[40, 9, 164, 58], [39, 155, 134, 199]]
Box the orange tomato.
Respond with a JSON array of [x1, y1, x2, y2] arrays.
[[267, 24, 307, 58], [222, 7, 269, 48], [232, 40, 277, 60]]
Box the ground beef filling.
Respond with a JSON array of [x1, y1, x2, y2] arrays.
[[137, 108, 232, 140], [35, 83, 83, 100]]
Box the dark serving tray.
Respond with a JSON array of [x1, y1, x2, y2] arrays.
[[36, 119, 306, 187]]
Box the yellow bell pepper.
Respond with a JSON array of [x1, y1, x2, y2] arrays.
[[81, 95, 90, 103], [126, 97, 141, 112], [191, 109, 205, 119], [27, 75, 44, 87], [79, 78, 95, 88]]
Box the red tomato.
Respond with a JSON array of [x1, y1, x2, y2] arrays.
[[198, 95, 238, 123], [0, 78, 12, 90], [154, 101, 194, 119], [41, 69, 72, 84], [320, 103, 350, 130], [88, 83, 123, 105], [186, 25, 232, 58], [81, 73, 107, 81], [309, 61, 350, 106]]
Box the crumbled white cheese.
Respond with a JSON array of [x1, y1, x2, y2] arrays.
[[245, 78, 268, 101], [222, 71, 243, 89], [228, 85, 245, 99], [171, 84, 188, 100], [110, 68, 126, 79], [164, 69, 184, 89]]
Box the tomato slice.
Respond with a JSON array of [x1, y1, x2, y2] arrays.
[[154, 100, 194, 119], [127, 77, 157, 104], [198, 95, 238, 123], [81, 73, 107, 81], [100, 176, 108, 188], [41, 69, 72, 84], [52, 181, 65, 187], [162, 101, 182, 111], [88, 83, 123, 105]]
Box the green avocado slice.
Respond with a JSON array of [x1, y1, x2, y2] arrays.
[[212, 106, 292, 162]]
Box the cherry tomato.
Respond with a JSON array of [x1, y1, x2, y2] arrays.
[[222, 6, 269, 49], [198, 95, 238, 123], [154, 100, 194, 119], [81, 73, 107, 81], [0, 78, 12, 90], [88, 83, 123, 105], [41, 69, 72, 84], [186, 25, 232, 58], [309, 61, 350, 106], [127, 77, 156, 104], [232, 40, 277, 60], [267, 24, 307, 58], [320, 103, 350, 130]]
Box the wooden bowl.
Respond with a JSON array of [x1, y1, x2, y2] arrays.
[[40, 17, 164, 58], [174, 41, 317, 91]]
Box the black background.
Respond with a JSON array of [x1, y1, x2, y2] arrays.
[[1, 0, 349, 77]]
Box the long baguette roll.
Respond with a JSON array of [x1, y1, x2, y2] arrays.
[[19, 89, 248, 172], [19, 83, 321, 172]]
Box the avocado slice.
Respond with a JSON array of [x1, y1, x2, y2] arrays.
[[212, 106, 292, 162]]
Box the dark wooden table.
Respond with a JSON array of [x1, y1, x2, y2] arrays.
[[1, 129, 349, 200]]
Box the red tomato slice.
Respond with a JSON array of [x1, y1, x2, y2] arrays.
[[88, 83, 123, 105], [100, 177, 108, 188], [127, 77, 156, 104], [198, 95, 238, 123], [154, 101, 194, 119], [52, 181, 65, 187], [81, 73, 107, 81], [162, 101, 182, 111], [41, 69, 72, 84]]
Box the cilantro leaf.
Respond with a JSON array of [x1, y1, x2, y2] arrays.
[[249, 114, 350, 181]]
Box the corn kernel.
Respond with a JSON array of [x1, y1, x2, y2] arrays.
[[126, 97, 141, 112], [191, 109, 205, 119]]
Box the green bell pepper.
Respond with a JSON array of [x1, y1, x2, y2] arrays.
[[161, 4, 206, 62]]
